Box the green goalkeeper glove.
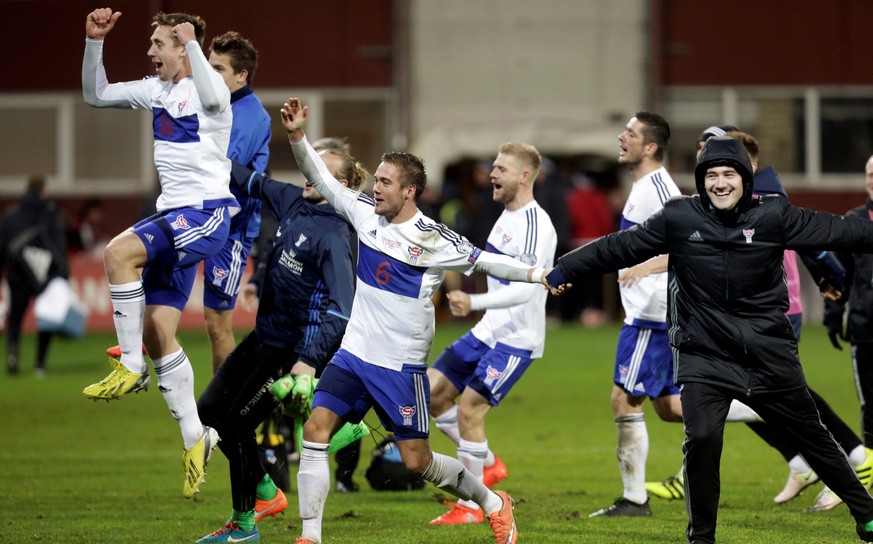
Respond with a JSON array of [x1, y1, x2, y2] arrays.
[[271, 373, 315, 419]]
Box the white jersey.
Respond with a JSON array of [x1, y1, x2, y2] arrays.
[[291, 136, 536, 371], [469, 203, 556, 358], [83, 39, 236, 212], [618, 166, 680, 328]]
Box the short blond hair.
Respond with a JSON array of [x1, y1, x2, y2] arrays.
[[499, 142, 541, 180]]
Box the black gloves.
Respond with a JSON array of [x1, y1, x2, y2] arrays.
[[824, 312, 846, 351]]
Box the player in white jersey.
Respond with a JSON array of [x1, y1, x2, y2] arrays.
[[80, 8, 236, 499], [589, 113, 761, 518], [282, 97, 533, 544], [428, 143, 557, 526]]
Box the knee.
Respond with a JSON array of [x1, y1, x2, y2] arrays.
[[430, 393, 455, 417], [403, 452, 432, 477], [457, 402, 481, 431], [103, 237, 130, 270], [204, 315, 231, 342], [653, 401, 683, 423], [302, 416, 332, 444], [686, 425, 723, 450]]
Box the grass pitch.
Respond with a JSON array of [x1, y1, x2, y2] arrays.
[[0, 322, 864, 543]]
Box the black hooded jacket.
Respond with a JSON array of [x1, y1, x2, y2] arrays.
[[824, 198, 873, 344], [549, 137, 873, 395], [0, 187, 68, 292]]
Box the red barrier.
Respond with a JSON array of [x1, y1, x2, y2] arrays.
[[14, 254, 258, 333]]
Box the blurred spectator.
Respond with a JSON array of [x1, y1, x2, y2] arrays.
[[467, 160, 504, 248], [564, 172, 616, 326], [534, 157, 571, 322], [0, 176, 69, 377], [67, 198, 109, 256]]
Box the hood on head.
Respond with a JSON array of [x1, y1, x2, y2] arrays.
[[695, 136, 755, 212], [697, 125, 739, 143]]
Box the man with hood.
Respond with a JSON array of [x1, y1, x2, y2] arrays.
[[646, 129, 870, 511], [537, 136, 873, 543]]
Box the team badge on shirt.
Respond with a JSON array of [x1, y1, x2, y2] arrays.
[[296, 233, 307, 247], [743, 228, 755, 244], [408, 246, 423, 264], [399, 405, 416, 426], [177, 100, 187, 113], [457, 240, 474, 255]]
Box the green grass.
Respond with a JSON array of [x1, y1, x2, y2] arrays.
[[0, 323, 864, 543]]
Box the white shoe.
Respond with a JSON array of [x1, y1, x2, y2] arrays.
[[806, 486, 843, 512], [774, 469, 819, 503]]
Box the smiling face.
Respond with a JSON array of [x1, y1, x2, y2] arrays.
[[372, 161, 414, 222], [704, 165, 744, 211], [147, 25, 188, 82]]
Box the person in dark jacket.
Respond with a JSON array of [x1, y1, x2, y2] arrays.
[[825, 154, 873, 451], [239, 136, 365, 495], [0, 176, 69, 377], [194, 150, 366, 543], [540, 136, 873, 543], [646, 129, 872, 511]]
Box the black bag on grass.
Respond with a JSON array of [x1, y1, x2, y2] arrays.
[[365, 437, 425, 491]]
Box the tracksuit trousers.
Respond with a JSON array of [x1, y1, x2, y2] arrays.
[[680, 381, 873, 544]]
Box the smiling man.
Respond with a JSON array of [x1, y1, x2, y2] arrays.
[[427, 142, 556, 526], [280, 97, 530, 544], [81, 7, 236, 499], [541, 135, 873, 543]]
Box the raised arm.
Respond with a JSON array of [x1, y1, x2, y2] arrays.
[[174, 23, 228, 114], [82, 8, 134, 108], [281, 97, 354, 214]]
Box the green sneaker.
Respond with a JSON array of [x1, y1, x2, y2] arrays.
[[645, 471, 684, 500], [82, 358, 150, 401], [196, 522, 259, 543]]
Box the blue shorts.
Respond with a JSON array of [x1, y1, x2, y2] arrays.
[[202, 235, 255, 311], [431, 331, 533, 406], [313, 349, 430, 440], [614, 324, 677, 399], [202, 200, 259, 311], [133, 207, 231, 311]]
